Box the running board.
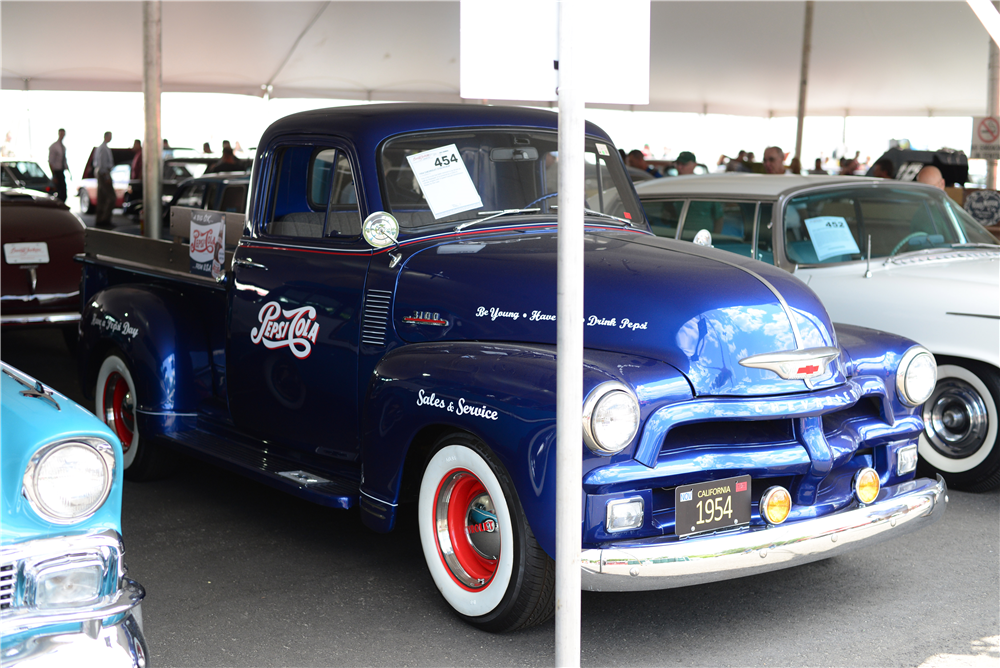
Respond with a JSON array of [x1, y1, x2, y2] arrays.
[[163, 428, 360, 509]]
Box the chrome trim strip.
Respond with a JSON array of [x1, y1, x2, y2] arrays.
[[360, 488, 398, 507], [134, 409, 198, 417], [0, 313, 79, 325], [945, 312, 1000, 320], [580, 476, 945, 592], [0, 291, 79, 303]]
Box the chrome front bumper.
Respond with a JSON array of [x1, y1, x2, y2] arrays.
[[1, 602, 146, 668], [581, 475, 946, 592]]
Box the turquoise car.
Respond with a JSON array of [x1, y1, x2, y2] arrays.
[[0, 362, 146, 666]]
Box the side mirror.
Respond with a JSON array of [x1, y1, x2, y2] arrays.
[[363, 211, 402, 268]]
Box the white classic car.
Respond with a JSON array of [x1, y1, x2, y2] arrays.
[[635, 174, 1000, 491]]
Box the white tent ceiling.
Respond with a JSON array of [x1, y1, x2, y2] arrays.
[[0, 0, 991, 117]]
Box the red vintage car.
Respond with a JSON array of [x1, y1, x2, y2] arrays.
[[77, 147, 134, 213], [1, 187, 85, 339]]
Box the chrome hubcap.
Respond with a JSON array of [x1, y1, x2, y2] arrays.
[[923, 378, 989, 459]]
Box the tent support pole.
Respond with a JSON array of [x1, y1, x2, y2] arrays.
[[142, 0, 162, 239], [794, 0, 814, 164], [988, 1, 999, 189], [555, 1, 583, 665]]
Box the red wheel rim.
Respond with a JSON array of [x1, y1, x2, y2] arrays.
[[103, 372, 134, 450], [433, 469, 499, 590]]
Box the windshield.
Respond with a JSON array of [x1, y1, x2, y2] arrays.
[[783, 187, 997, 264], [380, 130, 644, 229]]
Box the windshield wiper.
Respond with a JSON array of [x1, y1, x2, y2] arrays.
[[454, 208, 541, 231], [550, 204, 635, 228]]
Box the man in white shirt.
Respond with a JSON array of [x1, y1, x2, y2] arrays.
[[763, 146, 787, 175], [95, 131, 115, 228], [47, 128, 68, 202]]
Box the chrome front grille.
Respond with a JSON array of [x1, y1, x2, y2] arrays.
[[361, 289, 393, 346], [0, 562, 14, 609]]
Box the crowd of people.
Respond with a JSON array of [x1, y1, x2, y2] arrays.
[[620, 143, 948, 191], [45, 128, 248, 227]]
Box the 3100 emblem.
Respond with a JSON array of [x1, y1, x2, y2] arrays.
[[403, 311, 448, 326]]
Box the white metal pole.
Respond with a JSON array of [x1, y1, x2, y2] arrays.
[[794, 1, 814, 163], [555, 0, 584, 666], [142, 0, 163, 239], [988, 1, 999, 189]]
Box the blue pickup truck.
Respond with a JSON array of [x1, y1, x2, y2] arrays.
[[77, 104, 946, 631]]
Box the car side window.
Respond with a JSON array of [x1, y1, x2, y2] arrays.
[[642, 200, 682, 238], [175, 183, 207, 208], [756, 203, 774, 264], [682, 200, 756, 258], [266, 146, 361, 239]]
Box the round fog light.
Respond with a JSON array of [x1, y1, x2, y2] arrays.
[[760, 486, 791, 525], [854, 468, 881, 505]]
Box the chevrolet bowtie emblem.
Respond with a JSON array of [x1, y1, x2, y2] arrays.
[[739, 347, 840, 389]]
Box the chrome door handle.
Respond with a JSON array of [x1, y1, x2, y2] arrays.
[[233, 258, 267, 270]]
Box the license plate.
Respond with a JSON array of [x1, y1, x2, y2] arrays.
[[3, 242, 49, 265], [675, 475, 751, 537]]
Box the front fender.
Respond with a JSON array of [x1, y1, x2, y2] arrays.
[[79, 284, 213, 414], [358, 341, 693, 558]]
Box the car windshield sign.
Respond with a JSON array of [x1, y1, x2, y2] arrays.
[[784, 186, 998, 264], [380, 130, 644, 230]]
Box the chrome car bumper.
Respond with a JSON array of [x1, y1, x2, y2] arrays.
[[581, 475, 946, 592], [1, 600, 146, 668]]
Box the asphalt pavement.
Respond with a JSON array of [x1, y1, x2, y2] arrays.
[[1, 327, 997, 668]]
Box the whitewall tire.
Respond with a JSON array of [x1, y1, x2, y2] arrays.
[[919, 363, 1000, 491], [417, 434, 554, 631]]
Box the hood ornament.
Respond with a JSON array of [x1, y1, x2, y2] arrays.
[[739, 346, 840, 389]]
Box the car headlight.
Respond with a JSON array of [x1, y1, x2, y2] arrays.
[[896, 346, 937, 406], [23, 438, 116, 524], [582, 381, 640, 454]]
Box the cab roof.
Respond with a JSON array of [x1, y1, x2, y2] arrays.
[[259, 103, 613, 149]]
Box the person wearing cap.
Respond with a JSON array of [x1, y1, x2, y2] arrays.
[[674, 151, 697, 175]]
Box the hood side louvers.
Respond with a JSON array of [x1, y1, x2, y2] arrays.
[[361, 289, 393, 346]]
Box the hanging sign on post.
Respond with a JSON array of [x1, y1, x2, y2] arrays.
[[971, 116, 1000, 160]]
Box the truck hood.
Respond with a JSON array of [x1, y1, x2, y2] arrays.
[[393, 227, 844, 397]]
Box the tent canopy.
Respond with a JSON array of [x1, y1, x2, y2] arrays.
[[0, 0, 990, 117]]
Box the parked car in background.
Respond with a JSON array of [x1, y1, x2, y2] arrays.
[[0, 362, 147, 666], [636, 173, 1000, 491], [77, 147, 133, 213], [163, 171, 249, 223], [1, 187, 84, 346], [1, 159, 56, 196], [121, 150, 249, 220]]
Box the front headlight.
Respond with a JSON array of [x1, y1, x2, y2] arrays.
[[23, 438, 116, 524], [582, 381, 640, 454], [896, 346, 937, 406]]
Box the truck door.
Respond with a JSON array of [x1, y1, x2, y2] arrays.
[[227, 142, 371, 462]]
